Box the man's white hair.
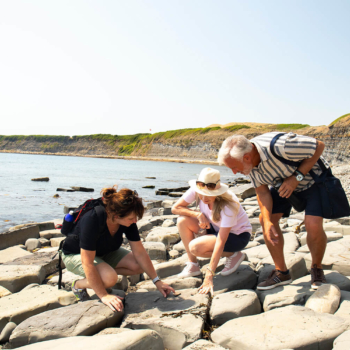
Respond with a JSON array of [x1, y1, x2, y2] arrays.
[[217, 135, 253, 165]]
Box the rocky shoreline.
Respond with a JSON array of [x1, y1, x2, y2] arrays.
[[1, 166, 350, 349]]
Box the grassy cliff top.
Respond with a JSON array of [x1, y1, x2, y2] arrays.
[[0, 123, 311, 142]]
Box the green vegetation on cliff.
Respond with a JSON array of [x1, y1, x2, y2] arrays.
[[1, 120, 344, 158], [224, 125, 251, 132], [0, 135, 70, 142], [330, 113, 350, 126], [273, 124, 309, 130]]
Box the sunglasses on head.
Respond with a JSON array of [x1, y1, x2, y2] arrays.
[[196, 180, 219, 191], [122, 190, 138, 205]]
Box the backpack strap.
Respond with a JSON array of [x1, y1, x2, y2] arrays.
[[94, 204, 107, 238], [57, 239, 65, 289], [270, 133, 302, 167], [57, 201, 106, 290], [269, 132, 327, 179]]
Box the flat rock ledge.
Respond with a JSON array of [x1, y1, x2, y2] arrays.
[[13, 330, 164, 350], [121, 289, 209, 350], [0, 285, 76, 333], [211, 305, 349, 350], [10, 300, 124, 348]]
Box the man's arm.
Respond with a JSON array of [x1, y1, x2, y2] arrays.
[[279, 140, 325, 198], [255, 184, 279, 245]]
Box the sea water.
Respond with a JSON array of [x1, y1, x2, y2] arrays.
[[0, 153, 242, 232]]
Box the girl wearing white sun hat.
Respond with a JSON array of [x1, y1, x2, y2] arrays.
[[172, 167, 252, 295]]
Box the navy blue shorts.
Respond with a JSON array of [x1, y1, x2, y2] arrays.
[[271, 181, 324, 218], [206, 224, 251, 253]]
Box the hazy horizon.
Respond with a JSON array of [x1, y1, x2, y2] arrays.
[[1, 1, 349, 136]]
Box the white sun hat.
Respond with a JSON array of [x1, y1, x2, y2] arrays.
[[189, 168, 229, 197]]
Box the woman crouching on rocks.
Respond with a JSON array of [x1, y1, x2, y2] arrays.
[[61, 186, 174, 312], [172, 168, 252, 295]]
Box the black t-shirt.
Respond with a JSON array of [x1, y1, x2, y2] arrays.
[[62, 207, 140, 256]]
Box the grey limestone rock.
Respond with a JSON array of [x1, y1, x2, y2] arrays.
[[137, 276, 202, 291], [169, 249, 180, 259], [258, 271, 350, 312], [114, 275, 129, 291], [38, 238, 50, 246], [162, 219, 175, 227], [300, 231, 343, 246], [94, 327, 132, 336], [0, 265, 45, 293], [0, 246, 32, 264], [173, 240, 186, 253], [3, 250, 63, 277], [13, 330, 164, 350], [158, 207, 172, 215], [39, 229, 64, 239], [335, 290, 350, 323], [136, 218, 154, 233], [50, 237, 65, 247], [25, 238, 41, 251], [122, 289, 209, 350], [213, 262, 257, 296], [31, 177, 49, 182], [245, 231, 299, 260], [161, 199, 177, 208], [36, 221, 55, 231], [0, 285, 76, 334], [10, 300, 124, 348], [183, 339, 227, 349], [230, 184, 256, 200], [333, 330, 350, 350], [143, 241, 167, 260], [0, 225, 39, 250], [303, 238, 350, 275], [146, 226, 180, 247], [210, 289, 261, 326], [305, 284, 341, 314], [0, 322, 16, 343], [146, 200, 163, 209], [151, 253, 189, 279], [0, 286, 11, 298], [211, 305, 348, 350]]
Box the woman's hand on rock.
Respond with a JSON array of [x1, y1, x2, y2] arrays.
[[197, 213, 210, 229], [101, 294, 124, 312], [198, 273, 214, 296], [156, 281, 175, 297]]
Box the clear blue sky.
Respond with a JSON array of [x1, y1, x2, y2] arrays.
[[1, 1, 349, 136]]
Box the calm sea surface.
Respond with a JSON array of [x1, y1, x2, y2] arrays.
[[0, 153, 241, 232]]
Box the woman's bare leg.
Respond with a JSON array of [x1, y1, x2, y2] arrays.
[[177, 215, 201, 263], [75, 262, 119, 289], [189, 235, 233, 258]]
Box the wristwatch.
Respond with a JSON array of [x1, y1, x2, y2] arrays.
[[294, 170, 305, 182], [152, 276, 161, 284]]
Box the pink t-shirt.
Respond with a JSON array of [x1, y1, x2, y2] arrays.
[[182, 188, 252, 235]]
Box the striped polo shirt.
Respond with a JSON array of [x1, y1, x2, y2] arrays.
[[249, 132, 328, 192]]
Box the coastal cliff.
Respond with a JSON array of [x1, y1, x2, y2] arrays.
[[1, 114, 349, 165]]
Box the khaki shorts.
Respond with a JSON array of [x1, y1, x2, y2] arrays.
[[60, 247, 130, 277]]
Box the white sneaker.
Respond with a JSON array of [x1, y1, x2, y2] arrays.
[[177, 262, 202, 278], [221, 252, 245, 276]]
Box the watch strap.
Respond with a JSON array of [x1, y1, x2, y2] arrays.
[[152, 276, 161, 284]]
